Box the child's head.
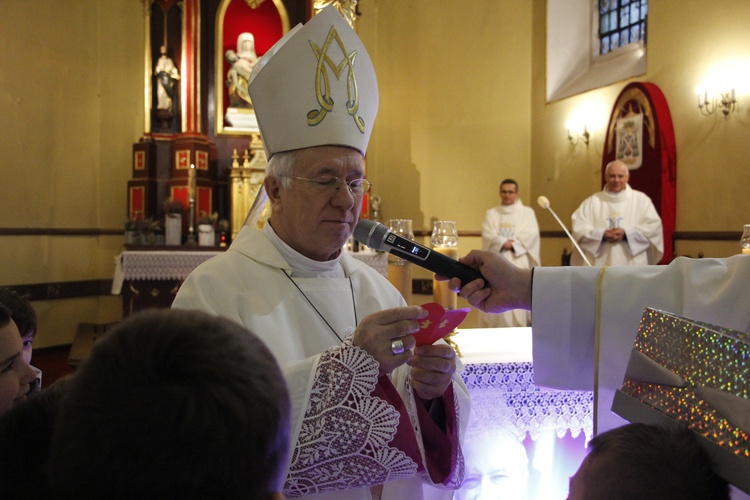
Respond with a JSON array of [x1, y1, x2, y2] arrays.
[[0, 289, 37, 364], [568, 423, 729, 500], [50, 309, 291, 499], [0, 304, 37, 415]]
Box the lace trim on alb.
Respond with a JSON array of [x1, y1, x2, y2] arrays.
[[284, 341, 418, 497]]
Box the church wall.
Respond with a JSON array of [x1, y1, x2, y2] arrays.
[[359, 0, 532, 282], [359, 0, 533, 233], [0, 1, 143, 347]]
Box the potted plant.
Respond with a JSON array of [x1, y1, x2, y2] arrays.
[[124, 212, 142, 245], [136, 217, 161, 245]]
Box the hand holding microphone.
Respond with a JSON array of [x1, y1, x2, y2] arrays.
[[537, 196, 592, 266], [353, 220, 484, 286], [353, 220, 539, 315]]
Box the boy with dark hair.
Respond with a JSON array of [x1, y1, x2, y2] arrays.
[[0, 304, 37, 415], [568, 423, 729, 500], [50, 309, 291, 500], [0, 288, 41, 393]]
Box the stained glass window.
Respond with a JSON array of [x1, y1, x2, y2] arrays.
[[598, 0, 648, 55]]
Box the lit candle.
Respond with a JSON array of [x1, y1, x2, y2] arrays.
[[188, 164, 196, 201]]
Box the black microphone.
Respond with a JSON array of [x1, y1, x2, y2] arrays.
[[353, 219, 484, 286]]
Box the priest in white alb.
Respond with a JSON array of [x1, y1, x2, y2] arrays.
[[478, 178, 539, 327], [173, 7, 468, 500], [571, 160, 663, 266]]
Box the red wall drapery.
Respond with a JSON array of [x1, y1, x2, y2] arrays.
[[602, 82, 677, 264]]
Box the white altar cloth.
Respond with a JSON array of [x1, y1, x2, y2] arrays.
[[111, 250, 224, 294], [112, 249, 387, 295], [454, 327, 593, 500]]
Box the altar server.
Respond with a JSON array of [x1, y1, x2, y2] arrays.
[[479, 178, 539, 327]]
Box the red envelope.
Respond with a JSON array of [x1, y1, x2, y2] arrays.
[[413, 302, 470, 347]]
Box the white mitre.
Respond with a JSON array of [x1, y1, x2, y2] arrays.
[[248, 5, 378, 159]]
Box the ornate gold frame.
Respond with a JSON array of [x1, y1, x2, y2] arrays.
[[214, 0, 290, 136]]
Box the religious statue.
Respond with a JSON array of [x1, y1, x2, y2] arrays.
[[225, 33, 259, 108], [154, 45, 180, 111]]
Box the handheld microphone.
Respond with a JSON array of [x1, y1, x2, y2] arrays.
[[353, 220, 484, 285], [537, 196, 592, 266]]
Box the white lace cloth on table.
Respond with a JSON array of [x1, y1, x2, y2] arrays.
[[111, 250, 223, 293], [461, 362, 593, 442], [284, 342, 418, 498]]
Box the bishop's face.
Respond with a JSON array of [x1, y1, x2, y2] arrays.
[[266, 146, 365, 261]]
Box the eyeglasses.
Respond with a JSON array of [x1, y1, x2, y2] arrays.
[[286, 175, 372, 196]]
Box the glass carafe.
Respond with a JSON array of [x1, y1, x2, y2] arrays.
[[431, 221, 458, 310], [387, 219, 414, 304], [741, 224, 750, 255]]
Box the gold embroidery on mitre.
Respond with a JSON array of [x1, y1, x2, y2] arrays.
[[307, 27, 366, 134]]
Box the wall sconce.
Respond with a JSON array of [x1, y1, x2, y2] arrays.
[[566, 123, 590, 146], [696, 88, 737, 116]]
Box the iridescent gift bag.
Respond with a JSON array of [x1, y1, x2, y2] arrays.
[[612, 307, 750, 493]]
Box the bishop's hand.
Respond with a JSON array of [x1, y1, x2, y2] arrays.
[[409, 343, 456, 400], [352, 306, 426, 376]]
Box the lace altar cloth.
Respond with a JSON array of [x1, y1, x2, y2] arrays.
[[461, 362, 593, 442], [112, 250, 387, 294], [111, 251, 224, 294]]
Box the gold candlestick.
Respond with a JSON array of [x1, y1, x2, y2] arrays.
[[188, 163, 196, 201], [186, 164, 197, 245]]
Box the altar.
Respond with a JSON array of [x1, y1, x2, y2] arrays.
[[453, 327, 593, 500], [111, 249, 225, 317]]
